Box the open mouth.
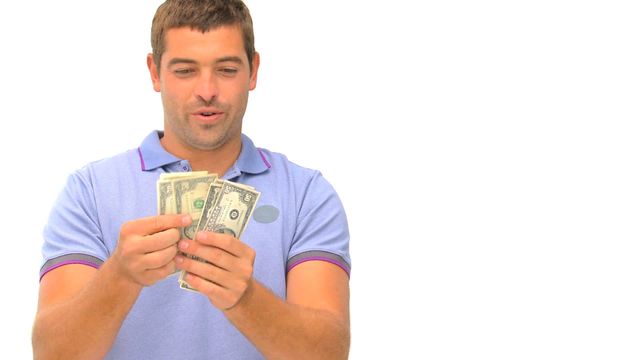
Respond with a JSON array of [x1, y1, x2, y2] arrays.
[[192, 110, 224, 124], [194, 110, 223, 118]]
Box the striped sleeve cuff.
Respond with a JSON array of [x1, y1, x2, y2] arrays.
[[287, 251, 351, 276], [40, 254, 104, 281]]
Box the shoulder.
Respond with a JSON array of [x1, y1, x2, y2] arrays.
[[254, 145, 343, 216], [256, 146, 324, 184], [70, 148, 142, 185], [83, 148, 142, 174]]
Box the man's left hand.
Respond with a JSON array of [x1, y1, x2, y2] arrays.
[[175, 231, 256, 310]]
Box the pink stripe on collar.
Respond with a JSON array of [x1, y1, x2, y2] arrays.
[[258, 149, 272, 169], [137, 147, 146, 171]]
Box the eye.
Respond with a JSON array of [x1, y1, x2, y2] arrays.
[[174, 68, 195, 77], [218, 68, 238, 76]]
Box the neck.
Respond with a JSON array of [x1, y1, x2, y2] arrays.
[[160, 132, 242, 176]]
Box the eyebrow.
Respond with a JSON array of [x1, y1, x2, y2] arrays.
[[216, 56, 244, 65], [167, 58, 197, 67], [167, 56, 244, 67]]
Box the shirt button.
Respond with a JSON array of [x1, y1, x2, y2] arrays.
[[183, 166, 188, 171]]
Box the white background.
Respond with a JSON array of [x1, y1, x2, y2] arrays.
[[1, 1, 639, 358]]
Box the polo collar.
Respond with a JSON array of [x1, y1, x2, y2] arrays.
[[137, 130, 271, 175]]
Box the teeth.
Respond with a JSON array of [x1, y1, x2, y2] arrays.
[[202, 112, 214, 116]]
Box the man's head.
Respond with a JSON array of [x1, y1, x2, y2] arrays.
[[147, 0, 259, 153], [151, 0, 255, 75]]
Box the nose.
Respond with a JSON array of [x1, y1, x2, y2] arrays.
[[194, 71, 219, 105]]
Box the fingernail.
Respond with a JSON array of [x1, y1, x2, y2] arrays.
[[196, 232, 206, 241], [175, 255, 184, 264], [179, 240, 189, 250], [182, 216, 192, 226]]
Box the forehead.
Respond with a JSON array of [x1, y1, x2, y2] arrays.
[[163, 26, 246, 64]]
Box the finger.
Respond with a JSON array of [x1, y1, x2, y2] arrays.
[[125, 214, 192, 236], [144, 259, 177, 282], [178, 239, 235, 271], [138, 227, 181, 253], [182, 272, 226, 294], [182, 273, 244, 310], [176, 255, 232, 287], [141, 243, 178, 270], [195, 231, 253, 258]]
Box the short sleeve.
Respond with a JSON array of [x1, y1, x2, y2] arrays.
[[287, 172, 351, 276], [40, 169, 109, 280]]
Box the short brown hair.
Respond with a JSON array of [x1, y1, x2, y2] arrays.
[[151, 0, 255, 73]]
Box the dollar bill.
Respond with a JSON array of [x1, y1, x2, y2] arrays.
[[179, 181, 260, 291], [177, 180, 225, 288], [156, 171, 260, 290], [173, 175, 217, 240], [157, 171, 216, 277], [159, 171, 208, 180], [157, 180, 176, 215], [178, 180, 224, 290], [199, 181, 260, 237], [194, 180, 224, 232], [157, 171, 209, 214]]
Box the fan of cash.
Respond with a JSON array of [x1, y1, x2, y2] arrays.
[[156, 172, 261, 291]]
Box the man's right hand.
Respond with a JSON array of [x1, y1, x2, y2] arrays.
[[33, 213, 192, 359], [113, 214, 192, 286]]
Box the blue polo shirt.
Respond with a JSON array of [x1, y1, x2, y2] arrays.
[[40, 131, 351, 360]]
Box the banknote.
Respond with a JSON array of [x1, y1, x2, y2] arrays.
[[194, 180, 224, 232], [157, 172, 209, 214], [160, 171, 208, 180], [177, 179, 224, 289], [157, 172, 215, 276], [198, 181, 260, 237], [156, 171, 260, 290], [173, 174, 217, 240], [179, 181, 260, 291], [157, 180, 176, 215]]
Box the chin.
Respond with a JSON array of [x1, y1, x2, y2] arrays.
[[193, 133, 230, 151]]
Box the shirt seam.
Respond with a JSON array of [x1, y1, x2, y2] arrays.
[[86, 167, 108, 255]]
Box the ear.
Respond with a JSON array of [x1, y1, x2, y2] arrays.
[[249, 52, 260, 91], [147, 54, 161, 92]]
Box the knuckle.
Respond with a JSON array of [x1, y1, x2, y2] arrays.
[[241, 265, 253, 280], [169, 228, 181, 240], [210, 249, 221, 262], [191, 277, 203, 291], [119, 240, 136, 257], [120, 221, 134, 236], [159, 249, 175, 267], [167, 246, 178, 259], [222, 235, 233, 248]]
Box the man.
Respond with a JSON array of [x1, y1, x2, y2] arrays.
[[32, 1, 351, 359]]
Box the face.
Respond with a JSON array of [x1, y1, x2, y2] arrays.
[[148, 26, 259, 151]]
